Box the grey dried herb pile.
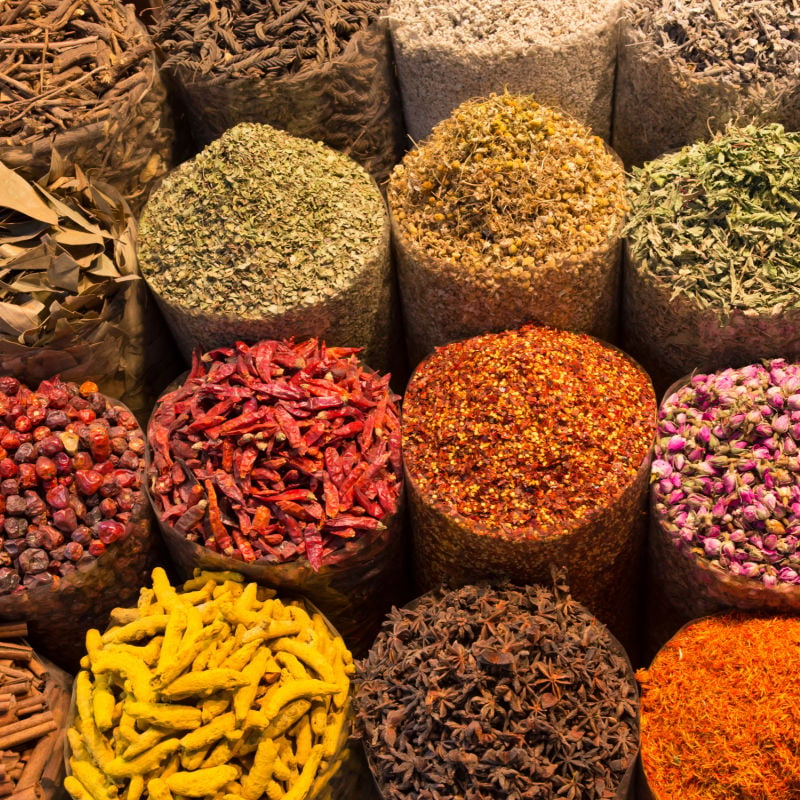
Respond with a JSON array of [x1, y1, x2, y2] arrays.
[[155, 0, 386, 78], [138, 122, 391, 362], [391, 93, 628, 359], [355, 579, 639, 800], [625, 0, 800, 85]]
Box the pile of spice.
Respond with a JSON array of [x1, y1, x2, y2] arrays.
[[614, 0, 800, 165], [649, 360, 800, 641], [0, 0, 173, 208], [401, 325, 655, 646], [0, 375, 152, 671], [147, 338, 404, 653], [0, 161, 179, 420], [623, 123, 800, 391], [138, 123, 394, 371], [389, 93, 628, 363], [638, 612, 800, 800], [153, 0, 404, 181], [0, 621, 71, 800], [387, 0, 622, 140], [355, 579, 639, 800], [66, 568, 353, 800]]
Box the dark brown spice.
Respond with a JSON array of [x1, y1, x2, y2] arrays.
[[355, 577, 639, 800]]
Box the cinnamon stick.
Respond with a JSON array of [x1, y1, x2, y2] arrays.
[[8, 785, 41, 800], [0, 718, 57, 751], [0, 627, 27, 642], [15, 730, 57, 792]]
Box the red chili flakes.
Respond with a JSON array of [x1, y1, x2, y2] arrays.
[[402, 325, 656, 536]]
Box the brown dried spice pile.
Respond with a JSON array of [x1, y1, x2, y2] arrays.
[[155, 0, 386, 78], [355, 579, 639, 800], [0, 0, 172, 204], [390, 93, 627, 273]]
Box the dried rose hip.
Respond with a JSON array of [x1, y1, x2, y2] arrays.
[[0, 376, 146, 593]]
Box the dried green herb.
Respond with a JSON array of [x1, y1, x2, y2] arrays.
[[624, 123, 800, 320], [624, 0, 800, 85], [137, 122, 392, 364], [355, 578, 639, 800]]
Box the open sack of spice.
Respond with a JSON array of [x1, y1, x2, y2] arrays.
[[147, 338, 406, 657], [0, 158, 182, 423], [402, 324, 656, 654], [637, 612, 800, 800], [138, 122, 401, 378], [355, 576, 640, 800], [389, 92, 628, 366], [646, 361, 800, 654], [388, 0, 622, 142], [613, 0, 800, 167], [0, 621, 72, 800], [0, 376, 158, 673], [153, 0, 404, 184], [622, 123, 800, 395], [0, 0, 174, 211], [65, 568, 355, 800]]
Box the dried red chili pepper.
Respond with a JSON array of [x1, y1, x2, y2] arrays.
[[147, 338, 403, 570]]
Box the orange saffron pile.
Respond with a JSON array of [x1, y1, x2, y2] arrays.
[[637, 613, 800, 800]]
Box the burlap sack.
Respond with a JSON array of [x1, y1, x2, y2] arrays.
[[613, 9, 800, 167], [157, 11, 405, 185]]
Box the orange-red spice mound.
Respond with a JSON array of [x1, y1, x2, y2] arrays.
[[638, 613, 800, 800], [402, 325, 655, 537]]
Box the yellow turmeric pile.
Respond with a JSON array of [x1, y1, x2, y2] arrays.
[[65, 568, 353, 800]]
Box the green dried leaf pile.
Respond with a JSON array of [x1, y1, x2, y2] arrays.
[[624, 123, 800, 318]]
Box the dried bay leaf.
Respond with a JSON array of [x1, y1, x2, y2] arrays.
[[0, 164, 58, 225]]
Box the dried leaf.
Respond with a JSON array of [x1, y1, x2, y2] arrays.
[[0, 300, 45, 336], [0, 164, 58, 226]]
